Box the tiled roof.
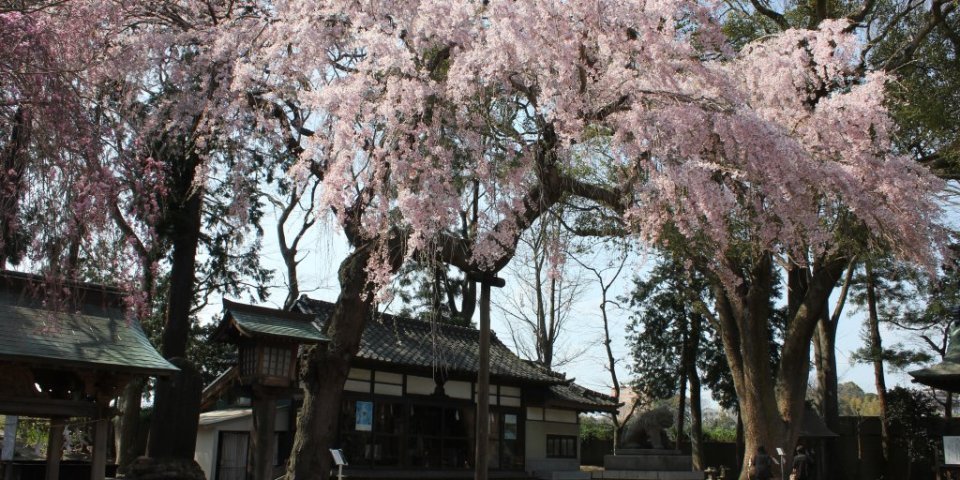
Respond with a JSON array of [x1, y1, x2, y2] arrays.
[[0, 278, 177, 375], [546, 383, 619, 412], [296, 296, 562, 385], [220, 299, 328, 343]]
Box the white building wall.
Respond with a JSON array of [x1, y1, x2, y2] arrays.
[[194, 407, 290, 480], [524, 407, 581, 475]]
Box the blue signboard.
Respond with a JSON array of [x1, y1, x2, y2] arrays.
[[355, 401, 373, 431]]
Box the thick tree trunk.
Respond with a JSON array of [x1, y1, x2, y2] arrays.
[[148, 173, 203, 461], [158, 189, 202, 360], [712, 254, 846, 480], [812, 320, 839, 478], [674, 339, 691, 450], [865, 262, 891, 469], [286, 246, 376, 480], [814, 311, 840, 429], [0, 106, 31, 268], [813, 259, 851, 478], [688, 314, 703, 471]]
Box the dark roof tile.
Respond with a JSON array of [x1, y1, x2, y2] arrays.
[[297, 296, 561, 385]]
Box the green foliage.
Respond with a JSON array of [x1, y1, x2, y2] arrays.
[[838, 382, 882, 417], [392, 261, 475, 327], [887, 387, 940, 464], [580, 414, 615, 441], [189, 319, 237, 385], [868, 0, 960, 177], [701, 409, 738, 442], [624, 251, 783, 410], [16, 417, 48, 456], [141, 276, 236, 386], [625, 253, 717, 400], [849, 258, 933, 371]]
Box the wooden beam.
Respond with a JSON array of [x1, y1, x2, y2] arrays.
[[0, 397, 99, 418]]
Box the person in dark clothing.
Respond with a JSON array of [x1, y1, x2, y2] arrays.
[[750, 446, 774, 480], [792, 445, 814, 480]]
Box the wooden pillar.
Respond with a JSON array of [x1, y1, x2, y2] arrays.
[[3, 415, 17, 480], [470, 272, 504, 480], [91, 410, 109, 480], [252, 389, 277, 480], [45, 417, 65, 480], [475, 280, 491, 480]]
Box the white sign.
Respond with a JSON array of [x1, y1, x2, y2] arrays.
[[330, 448, 348, 466], [945, 436, 960, 465]]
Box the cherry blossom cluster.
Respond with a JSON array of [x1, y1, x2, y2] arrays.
[[237, 0, 945, 291]]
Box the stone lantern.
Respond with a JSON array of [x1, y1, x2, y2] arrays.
[[910, 307, 960, 392], [213, 299, 328, 480]]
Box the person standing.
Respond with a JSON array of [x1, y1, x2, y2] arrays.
[[749, 446, 774, 480], [791, 445, 814, 480]]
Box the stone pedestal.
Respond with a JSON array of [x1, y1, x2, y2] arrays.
[[125, 457, 207, 480], [595, 449, 704, 480]]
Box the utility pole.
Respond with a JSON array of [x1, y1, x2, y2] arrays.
[[468, 271, 505, 480]]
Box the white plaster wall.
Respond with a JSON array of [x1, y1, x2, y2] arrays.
[[525, 413, 581, 475], [194, 406, 290, 480], [195, 428, 217, 480]]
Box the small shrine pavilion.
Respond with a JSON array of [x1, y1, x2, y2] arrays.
[[0, 271, 177, 480]]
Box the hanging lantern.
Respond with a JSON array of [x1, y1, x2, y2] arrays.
[[213, 299, 328, 389]]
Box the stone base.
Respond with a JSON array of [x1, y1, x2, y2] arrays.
[[591, 471, 703, 479], [125, 457, 207, 480], [604, 454, 691, 471]]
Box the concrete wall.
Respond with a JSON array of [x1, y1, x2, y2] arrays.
[[525, 407, 580, 475]]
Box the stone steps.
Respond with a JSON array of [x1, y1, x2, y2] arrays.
[[590, 471, 704, 480]]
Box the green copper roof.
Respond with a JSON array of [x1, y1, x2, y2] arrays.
[[0, 289, 177, 376], [220, 300, 328, 343]]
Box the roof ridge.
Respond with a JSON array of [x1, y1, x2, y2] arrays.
[[0, 269, 125, 295], [298, 296, 486, 334], [223, 298, 315, 322]]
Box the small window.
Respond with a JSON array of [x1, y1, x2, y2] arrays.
[[546, 435, 577, 458]]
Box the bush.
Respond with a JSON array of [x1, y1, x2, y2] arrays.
[[580, 415, 615, 441]]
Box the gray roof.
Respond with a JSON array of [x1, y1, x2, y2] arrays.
[[546, 383, 619, 412], [0, 277, 177, 375], [218, 299, 328, 343], [198, 408, 253, 426], [297, 297, 565, 385]]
